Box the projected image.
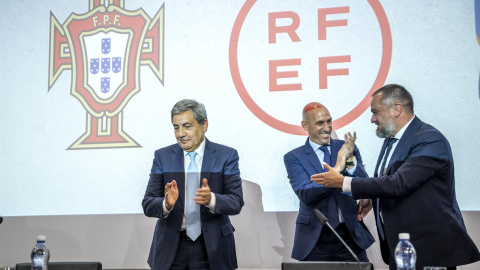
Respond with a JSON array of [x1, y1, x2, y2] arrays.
[[1, 0, 479, 216], [48, 1, 164, 150]]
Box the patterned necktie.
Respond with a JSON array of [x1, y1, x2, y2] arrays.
[[379, 137, 398, 177], [186, 151, 201, 241], [376, 137, 398, 240], [319, 145, 339, 228]]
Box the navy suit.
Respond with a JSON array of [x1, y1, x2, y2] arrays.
[[284, 138, 375, 260], [352, 117, 480, 269], [142, 139, 244, 270]]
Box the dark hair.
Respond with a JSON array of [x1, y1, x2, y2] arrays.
[[171, 99, 207, 125], [372, 84, 414, 114]]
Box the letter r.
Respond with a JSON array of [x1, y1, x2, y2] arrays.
[[268, 11, 301, 44]]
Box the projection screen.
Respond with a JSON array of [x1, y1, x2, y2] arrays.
[[1, 0, 479, 216]]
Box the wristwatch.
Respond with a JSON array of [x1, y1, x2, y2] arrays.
[[346, 156, 356, 167]]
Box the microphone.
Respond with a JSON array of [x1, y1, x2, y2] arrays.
[[314, 209, 361, 270]]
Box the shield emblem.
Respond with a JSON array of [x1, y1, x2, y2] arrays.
[[48, 2, 165, 150], [84, 32, 128, 100]]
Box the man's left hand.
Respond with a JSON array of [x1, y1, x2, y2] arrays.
[[311, 163, 345, 188], [357, 199, 372, 221], [194, 178, 211, 205], [343, 132, 356, 159]]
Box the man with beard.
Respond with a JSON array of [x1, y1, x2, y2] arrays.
[[283, 102, 375, 262], [312, 84, 480, 270]]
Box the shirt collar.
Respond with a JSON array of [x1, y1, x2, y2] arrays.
[[392, 115, 416, 141], [308, 137, 330, 152], [183, 137, 206, 159]]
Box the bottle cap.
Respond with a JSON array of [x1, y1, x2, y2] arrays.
[[36, 235, 46, 241], [398, 233, 410, 240]]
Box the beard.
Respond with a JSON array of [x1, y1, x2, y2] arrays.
[[375, 118, 395, 138]]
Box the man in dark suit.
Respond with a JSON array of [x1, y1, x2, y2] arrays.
[[142, 99, 244, 270], [284, 102, 375, 262], [312, 84, 480, 270]]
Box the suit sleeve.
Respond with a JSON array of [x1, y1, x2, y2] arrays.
[[352, 130, 450, 199], [284, 152, 335, 206], [142, 150, 167, 218], [213, 149, 244, 215]]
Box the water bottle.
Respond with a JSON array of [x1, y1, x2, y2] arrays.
[[394, 233, 416, 270], [31, 235, 50, 270]]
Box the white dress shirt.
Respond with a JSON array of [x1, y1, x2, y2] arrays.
[[342, 115, 416, 193], [309, 138, 356, 223], [162, 138, 216, 230]]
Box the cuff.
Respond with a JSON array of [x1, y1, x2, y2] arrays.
[[343, 176, 353, 193], [162, 200, 171, 217], [345, 162, 357, 175], [206, 192, 216, 213]]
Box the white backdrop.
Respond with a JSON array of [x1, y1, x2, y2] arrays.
[[1, 0, 479, 216], [1, 1, 480, 269]]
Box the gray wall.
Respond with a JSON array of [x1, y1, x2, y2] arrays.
[[1, 180, 479, 270]]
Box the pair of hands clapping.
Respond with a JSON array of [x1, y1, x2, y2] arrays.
[[164, 179, 211, 211], [311, 132, 356, 187], [312, 132, 372, 221]]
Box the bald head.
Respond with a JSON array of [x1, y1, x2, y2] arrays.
[[301, 102, 332, 145], [302, 102, 326, 121]]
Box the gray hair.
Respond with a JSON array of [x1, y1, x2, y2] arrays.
[[171, 99, 207, 125], [372, 84, 414, 114]]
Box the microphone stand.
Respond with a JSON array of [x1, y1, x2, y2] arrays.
[[314, 209, 361, 270]]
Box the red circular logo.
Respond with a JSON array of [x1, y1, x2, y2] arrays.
[[229, 0, 392, 135]]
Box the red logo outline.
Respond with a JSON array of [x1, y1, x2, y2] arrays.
[[229, 0, 392, 135]]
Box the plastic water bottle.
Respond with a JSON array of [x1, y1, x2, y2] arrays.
[[31, 235, 50, 270], [394, 233, 416, 270]]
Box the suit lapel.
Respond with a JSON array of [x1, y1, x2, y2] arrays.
[[172, 145, 186, 208], [388, 116, 420, 168], [303, 138, 324, 173], [201, 139, 215, 182], [330, 139, 341, 167]]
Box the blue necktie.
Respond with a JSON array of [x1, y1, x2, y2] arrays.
[[319, 145, 339, 228], [376, 137, 398, 240], [186, 151, 201, 241]]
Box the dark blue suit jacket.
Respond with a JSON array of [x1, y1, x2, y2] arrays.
[[284, 138, 375, 260], [142, 139, 244, 270], [352, 117, 480, 269]]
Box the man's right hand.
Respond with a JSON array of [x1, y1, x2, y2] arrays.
[[334, 144, 349, 173], [165, 180, 179, 211]]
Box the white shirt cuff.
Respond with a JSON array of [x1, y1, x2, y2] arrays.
[[162, 200, 171, 217], [206, 192, 216, 212], [343, 176, 353, 193]]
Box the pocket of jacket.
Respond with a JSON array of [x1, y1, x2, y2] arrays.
[[296, 214, 310, 225], [221, 222, 235, 236]]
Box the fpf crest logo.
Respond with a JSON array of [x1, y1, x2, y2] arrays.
[[48, 0, 164, 150]]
